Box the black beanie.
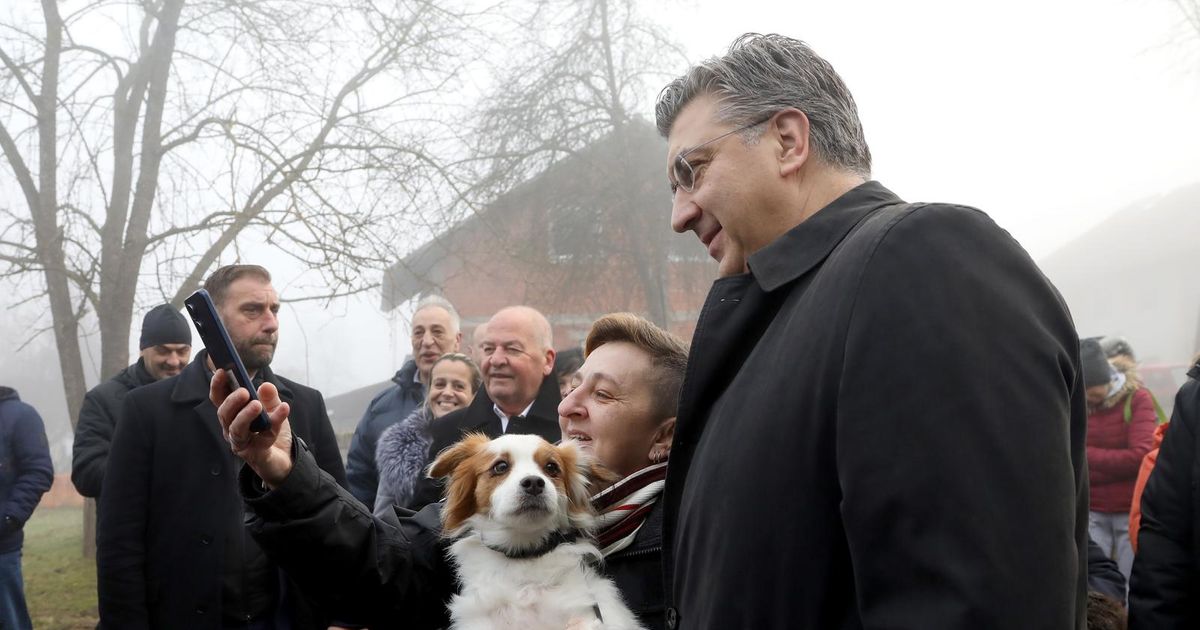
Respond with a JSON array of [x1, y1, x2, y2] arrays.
[[1080, 338, 1113, 388], [140, 304, 192, 350]]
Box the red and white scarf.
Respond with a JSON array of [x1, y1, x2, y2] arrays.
[[591, 461, 668, 556]]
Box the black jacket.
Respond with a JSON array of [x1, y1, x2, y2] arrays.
[[71, 358, 157, 499], [242, 439, 666, 629], [661, 182, 1088, 629], [1129, 361, 1200, 629], [96, 352, 347, 629], [0, 387, 54, 554], [408, 374, 562, 510], [1087, 534, 1126, 603]]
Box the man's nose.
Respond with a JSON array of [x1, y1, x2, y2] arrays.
[[488, 349, 508, 367], [671, 193, 699, 234]]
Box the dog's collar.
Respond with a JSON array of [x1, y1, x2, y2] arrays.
[[481, 529, 586, 560]]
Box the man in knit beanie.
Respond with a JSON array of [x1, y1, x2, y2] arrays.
[[72, 304, 192, 501]]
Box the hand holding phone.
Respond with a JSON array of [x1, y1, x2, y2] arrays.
[[184, 289, 270, 432]]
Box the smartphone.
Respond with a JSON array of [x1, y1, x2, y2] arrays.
[[184, 289, 270, 432]]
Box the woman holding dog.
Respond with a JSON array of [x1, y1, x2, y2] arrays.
[[213, 312, 686, 629]]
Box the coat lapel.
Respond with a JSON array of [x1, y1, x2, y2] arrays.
[[170, 354, 228, 456]]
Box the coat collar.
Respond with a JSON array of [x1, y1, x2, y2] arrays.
[[747, 180, 904, 293], [170, 349, 293, 405], [458, 372, 561, 432]]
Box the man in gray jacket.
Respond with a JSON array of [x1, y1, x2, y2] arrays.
[[71, 304, 192, 500]]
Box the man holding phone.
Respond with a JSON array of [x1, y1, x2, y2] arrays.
[[98, 264, 347, 630]]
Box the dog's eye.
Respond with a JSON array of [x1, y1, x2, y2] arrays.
[[490, 461, 509, 476], [544, 461, 561, 477]]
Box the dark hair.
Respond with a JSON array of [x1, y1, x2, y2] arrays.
[[655, 33, 871, 177], [584, 313, 689, 420], [203, 265, 272, 306], [555, 347, 585, 381], [430, 353, 483, 395], [1086, 592, 1126, 630]]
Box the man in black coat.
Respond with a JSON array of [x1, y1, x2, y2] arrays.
[[97, 265, 347, 629], [72, 303, 192, 501], [407, 305, 562, 510], [1129, 357, 1200, 629], [652, 34, 1087, 628]]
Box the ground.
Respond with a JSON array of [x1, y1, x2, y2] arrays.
[[21, 505, 99, 629]]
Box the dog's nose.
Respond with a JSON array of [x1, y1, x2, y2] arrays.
[[520, 476, 545, 495]]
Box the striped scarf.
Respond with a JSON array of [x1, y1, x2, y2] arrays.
[[591, 461, 668, 556]]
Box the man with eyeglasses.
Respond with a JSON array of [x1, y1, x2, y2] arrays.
[[346, 294, 462, 508], [655, 34, 1088, 628]]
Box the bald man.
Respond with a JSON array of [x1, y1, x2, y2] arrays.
[[406, 306, 563, 510]]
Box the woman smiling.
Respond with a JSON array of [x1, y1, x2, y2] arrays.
[[374, 353, 482, 513]]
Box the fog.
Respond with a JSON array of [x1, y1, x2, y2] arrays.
[[3, 0, 1199, 470]]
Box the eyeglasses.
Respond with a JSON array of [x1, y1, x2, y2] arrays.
[[671, 114, 773, 196]]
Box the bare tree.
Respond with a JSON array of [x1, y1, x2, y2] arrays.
[[468, 0, 695, 328], [1, 0, 478, 554]]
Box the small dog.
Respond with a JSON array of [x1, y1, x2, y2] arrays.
[[428, 433, 645, 630]]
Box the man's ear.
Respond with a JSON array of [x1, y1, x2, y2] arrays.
[[543, 347, 557, 377], [453, 331, 463, 351], [773, 108, 812, 178]]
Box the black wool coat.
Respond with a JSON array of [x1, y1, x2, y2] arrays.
[[1129, 361, 1200, 629], [71, 358, 157, 499], [97, 352, 347, 629], [407, 374, 562, 510], [661, 182, 1088, 629]]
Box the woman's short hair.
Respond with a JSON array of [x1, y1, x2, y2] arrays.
[[584, 313, 689, 420], [430, 353, 483, 394]]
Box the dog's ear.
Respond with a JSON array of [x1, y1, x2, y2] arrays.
[[429, 433, 491, 535], [428, 432, 491, 479], [555, 439, 605, 517]]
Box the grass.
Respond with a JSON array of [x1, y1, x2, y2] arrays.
[[21, 505, 99, 630]]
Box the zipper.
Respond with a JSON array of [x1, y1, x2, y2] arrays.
[[608, 545, 661, 561]]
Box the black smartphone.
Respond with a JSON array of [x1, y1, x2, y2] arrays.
[[184, 289, 270, 432]]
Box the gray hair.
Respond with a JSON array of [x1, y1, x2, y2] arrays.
[[414, 294, 461, 334], [655, 33, 871, 177]]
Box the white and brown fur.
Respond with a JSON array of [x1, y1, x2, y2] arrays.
[[428, 433, 644, 630]]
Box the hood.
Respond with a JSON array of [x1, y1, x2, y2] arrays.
[[0, 386, 17, 402], [1098, 355, 1143, 410]]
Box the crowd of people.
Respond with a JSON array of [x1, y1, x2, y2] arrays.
[[0, 31, 1198, 630]]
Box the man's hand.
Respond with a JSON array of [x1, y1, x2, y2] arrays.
[[210, 368, 294, 488]]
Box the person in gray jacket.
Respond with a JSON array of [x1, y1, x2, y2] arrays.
[[71, 303, 192, 500]]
